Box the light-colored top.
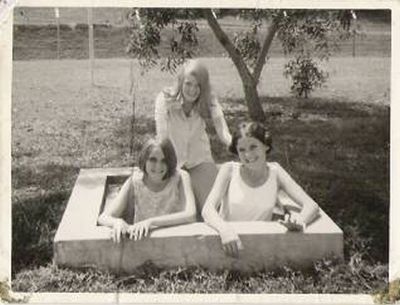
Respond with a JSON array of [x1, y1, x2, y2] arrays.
[[220, 162, 279, 221], [131, 170, 185, 223], [155, 91, 225, 169]]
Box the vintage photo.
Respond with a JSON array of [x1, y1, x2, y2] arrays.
[[1, 1, 398, 302]]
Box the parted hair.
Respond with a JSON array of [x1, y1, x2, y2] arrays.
[[138, 138, 177, 180], [229, 121, 273, 156], [162, 59, 215, 119]]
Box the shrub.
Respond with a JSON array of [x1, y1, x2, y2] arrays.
[[284, 55, 328, 98]]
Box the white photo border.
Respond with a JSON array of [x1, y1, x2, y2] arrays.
[[1, 0, 399, 303]]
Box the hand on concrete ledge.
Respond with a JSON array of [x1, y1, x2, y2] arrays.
[[127, 220, 152, 241], [220, 226, 244, 258], [110, 219, 129, 243], [278, 213, 305, 232]]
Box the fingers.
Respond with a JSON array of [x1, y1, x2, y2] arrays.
[[222, 239, 242, 258], [129, 227, 134, 240], [223, 243, 237, 258], [279, 217, 303, 232], [111, 229, 117, 243], [236, 238, 244, 251], [138, 225, 145, 240], [112, 226, 123, 243], [143, 225, 149, 238], [128, 223, 150, 241]]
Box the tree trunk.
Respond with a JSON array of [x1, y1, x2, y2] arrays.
[[203, 9, 273, 123], [242, 75, 265, 122]]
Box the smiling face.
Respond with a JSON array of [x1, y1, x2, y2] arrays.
[[145, 146, 168, 182], [236, 136, 268, 169], [181, 74, 201, 105]]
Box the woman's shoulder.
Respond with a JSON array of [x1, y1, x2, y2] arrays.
[[219, 161, 238, 176], [157, 87, 178, 103], [171, 169, 186, 183], [267, 162, 288, 175], [267, 161, 280, 168], [131, 168, 144, 186], [175, 168, 189, 179]]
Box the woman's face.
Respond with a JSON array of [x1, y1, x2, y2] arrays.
[[236, 136, 268, 169], [145, 147, 168, 182], [182, 74, 200, 104]]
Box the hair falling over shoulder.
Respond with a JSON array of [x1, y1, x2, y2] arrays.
[[162, 59, 215, 119]]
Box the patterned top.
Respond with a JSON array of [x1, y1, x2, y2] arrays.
[[220, 162, 279, 221], [155, 91, 225, 169], [131, 169, 185, 223]]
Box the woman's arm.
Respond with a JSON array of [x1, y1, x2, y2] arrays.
[[98, 176, 132, 242], [154, 92, 169, 141], [275, 163, 320, 226], [202, 163, 243, 257], [211, 100, 232, 147]]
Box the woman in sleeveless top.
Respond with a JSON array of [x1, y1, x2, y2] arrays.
[[98, 138, 196, 243], [202, 122, 320, 257]]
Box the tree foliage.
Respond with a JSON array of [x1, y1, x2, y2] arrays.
[[126, 8, 354, 121], [284, 55, 328, 98]]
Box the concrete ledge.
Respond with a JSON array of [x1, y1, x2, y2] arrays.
[[54, 168, 343, 273]]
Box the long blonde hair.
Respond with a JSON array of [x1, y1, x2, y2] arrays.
[[163, 59, 215, 119]]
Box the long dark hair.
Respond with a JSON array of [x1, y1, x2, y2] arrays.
[[138, 138, 177, 180]]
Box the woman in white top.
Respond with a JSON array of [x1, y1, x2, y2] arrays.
[[98, 138, 196, 243], [202, 122, 320, 257], [155, 59, 232, 219]]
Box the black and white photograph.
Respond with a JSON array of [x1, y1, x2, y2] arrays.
[[1, 0, 399, 303]]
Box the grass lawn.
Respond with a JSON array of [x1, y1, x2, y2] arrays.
[[11, 57, 389, 293]]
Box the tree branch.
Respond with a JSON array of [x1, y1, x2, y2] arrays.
[[252, 20, 279, 83], [203, 9, 254, 83]]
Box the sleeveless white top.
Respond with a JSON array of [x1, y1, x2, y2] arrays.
[[131, 170, 185, 223], [220, 162, 278, 221]]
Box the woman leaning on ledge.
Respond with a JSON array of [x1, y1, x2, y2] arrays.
[[155, 59, 232, 219], [202, 121, 320, 257], [98, 138, 196, 243]]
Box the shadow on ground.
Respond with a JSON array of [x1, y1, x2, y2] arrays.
[[11, 96, 389, 291]]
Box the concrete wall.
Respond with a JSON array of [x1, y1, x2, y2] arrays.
[[54, 168, 343, 273]]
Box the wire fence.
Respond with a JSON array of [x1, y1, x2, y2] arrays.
[[13, 7, 391, 61]]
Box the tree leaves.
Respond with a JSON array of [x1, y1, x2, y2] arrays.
[[126, 8, 199, 73]]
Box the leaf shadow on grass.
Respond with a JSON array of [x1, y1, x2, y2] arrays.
[[12, 163, 80, 276], [11, 95, 390, 292], [12, 190, 70, 276], [217, 96, 390, 264]]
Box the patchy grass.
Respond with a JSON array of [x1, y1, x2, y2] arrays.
[[13, 257, 387, 293], [11, 58, 389, 292]]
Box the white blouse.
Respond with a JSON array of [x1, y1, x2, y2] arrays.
[[155, 91, 224, 169]]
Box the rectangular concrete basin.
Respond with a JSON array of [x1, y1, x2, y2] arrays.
[[54, 168, 343, 273]]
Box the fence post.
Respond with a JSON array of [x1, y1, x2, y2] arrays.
[[88, 7, 95, 85], [55, 8, 60, 60], [351, 11, 357, 58]]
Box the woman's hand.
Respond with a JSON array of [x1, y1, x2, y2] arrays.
[[111, 219, 129, 243], [278, 213, 306, 232], [128, 219, 153, 241], [220, 226, 244, 258]]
